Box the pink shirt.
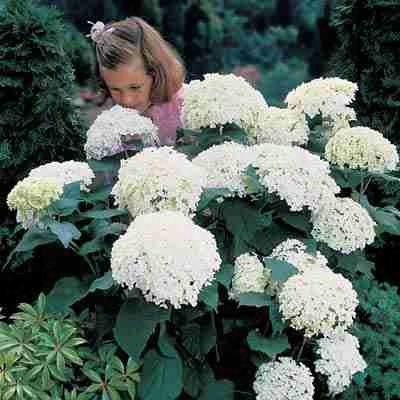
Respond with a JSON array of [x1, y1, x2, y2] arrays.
[[145, 87, 184, 146]]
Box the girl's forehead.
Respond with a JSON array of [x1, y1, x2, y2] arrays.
[[101, 63, 148, 87]]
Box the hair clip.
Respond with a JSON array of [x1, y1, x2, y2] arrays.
[[87, 21, 107, 44]]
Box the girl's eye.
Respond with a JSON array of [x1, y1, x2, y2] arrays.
[[129, 86, 142, 91]]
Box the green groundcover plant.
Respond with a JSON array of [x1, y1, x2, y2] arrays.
[[3, 72, 400, 399]]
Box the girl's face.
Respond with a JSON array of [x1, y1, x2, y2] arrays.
[[101, 61, 154, 114]]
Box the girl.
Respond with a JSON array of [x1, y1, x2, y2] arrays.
[[89, 17, 185, 146]]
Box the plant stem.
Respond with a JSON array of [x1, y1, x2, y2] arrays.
[[297, 337, 307, 362], [211, 310, 220, 363]]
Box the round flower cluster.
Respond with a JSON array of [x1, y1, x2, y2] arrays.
[[84, 105, 159, 160], [182, 73, 268, 130], [252, 143, 340, 211], [110, 211, 221, 308], [192, 142, 255, 197], [111, 147, 207, 218], [7, 177, 63, 229], [253, 357, 314, 400], [311, 197, 376, 254], [315, 330, 367, 395], [325, 126, 399, 172], [285, 77, 357, 125], [278, 267, 358, 337], [270, 239, 328, 273], [230, 253, 270, 300], [28, 161, 95, 191], [246, 107, 309, 146]]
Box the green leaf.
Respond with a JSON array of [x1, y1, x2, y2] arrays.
[[280, 212, 312, 233], [264, 258, 298, 282], [247, 331, 289, 357], [242, 165, 264, 194], [62, 182, 82, 199], [88, 271, 114, 293], [183, 366, 202, 398], [114, 298, 170, 360], [198, 281, 219, 309], [197, 188, 232, 212], [48, 221, 81, 248], [370, 206, 400, 236], [46, 277, 91, 313], [15, 228, 58, 252], [138, 349, 183, 400], [80, 209, 128, 219], [269, 302, 286, 336], [215, 263, 234, 288], [51, 198, 80, 216], [78, 238, 104, 255], [199, 370, 234, 400], [238, 292, 272, 307]]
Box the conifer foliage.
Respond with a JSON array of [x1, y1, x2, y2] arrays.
[[0, 0, 85, 209]]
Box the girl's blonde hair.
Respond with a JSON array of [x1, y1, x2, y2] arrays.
[[95, 17, 185, 104]]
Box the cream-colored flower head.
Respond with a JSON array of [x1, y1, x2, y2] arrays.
[[7, 177, 63, 229], [325, 126, 399, 172], [315, 329, 367, 395], [28, 161, 95, 191], [111, 210, 221, 308], [252, 143, 339, 211], [311, 197, 376, 254], [84, 105, 159, 160], [253, 357, 314, 400], [270, 239, 328, 272], [229, 253, 270, 300], [285, 77, 357, 124], [246, 107, 309, 146], [111, 147, 207, 218], [183, 73, 267, 130], [192, 142, 255, 197], [278, 267, 358, 337]]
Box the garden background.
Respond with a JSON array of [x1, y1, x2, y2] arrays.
[[1, 0, 400, 399]]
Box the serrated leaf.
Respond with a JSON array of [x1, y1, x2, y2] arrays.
[[264, 258, 298, 282], [88, 271, 114, 293], [114, 298, 170, 360], [247, 331, 289, 357], [238, 292, 272, 307], [49, 221, 81, 248]]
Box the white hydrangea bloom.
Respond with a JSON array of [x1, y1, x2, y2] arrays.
[[183, 73, 268, 130], [253, 357, 314, 400], [246, 107, 309, 146], [325, 126, 399, 172], [285, 77, 357, 124], [111, 210, 221, 308], [84, 105, 159, 160], [229, 253, 270, 300], [7, 176, 63, 228], [278, 267, 358, 337], [252, 143, 340, 211], [28, 161, 95, 191], [311, 197, 376, 254], [192, 142, 255, 197], [315, 330, 367, 395], [270, 239, 328, 272], [111, 147, 207, 218]]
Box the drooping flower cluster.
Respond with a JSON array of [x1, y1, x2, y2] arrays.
[[111, 147, 207, 218], [182, 73, 268, 130], [7, 177, 63, 229], [192, 142, 256, 197], [253, 357, 314, 400], [246, 106, 309, 146], [315, 330, 367, 395], [28, 161, 95, 191], [278, 267, 358, 337], [311, 197, 376, 254], [230, 253, 270, 300], [270, 239, 328, 273], [84, 105, 159, 160], [285, 77, 357, 125], [252, 143, 340, 211], [325, 126, 399, 172], [110, 211, 221, 308]]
